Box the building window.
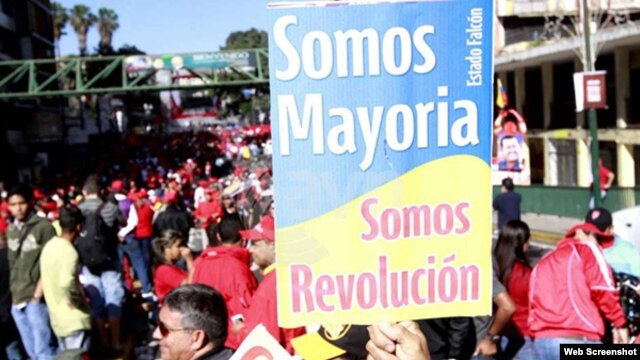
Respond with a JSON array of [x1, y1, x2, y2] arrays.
[[551, 62, 576, 129], [599, 141, 617, 187], [549, 139, 577, 186], [628, 50, 640, 126], [528, 137, 544, 184], [524, 67, 543, 130]]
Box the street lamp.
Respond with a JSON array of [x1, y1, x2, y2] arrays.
[[580, 0, 602, 208]]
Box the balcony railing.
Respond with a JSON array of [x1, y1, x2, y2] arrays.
[[499, 0, 640, 17]]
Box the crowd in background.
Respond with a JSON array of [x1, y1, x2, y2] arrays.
[[1, 123, 640, 360]]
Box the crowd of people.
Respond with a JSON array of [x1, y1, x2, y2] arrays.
[[0, 122, 639, 360], [0, 125, 430, 360]]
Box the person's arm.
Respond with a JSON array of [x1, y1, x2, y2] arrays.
[[180, 247, 194, 284], [581, 243, 627, 342], [474, 291, 516, 357], [57, 251, 79, 307], [604, 171, 615, 189], [366, 321, 431, 360], [32, 279, 44, 303], [118, 205, 138, 239], [34, 224, 57, 301]]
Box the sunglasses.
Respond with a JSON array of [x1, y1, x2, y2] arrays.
[[157, 321, 196, 338]]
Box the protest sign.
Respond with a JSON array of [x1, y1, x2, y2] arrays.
[[269, 0, 494, 327], [229, 324, 294, 360]]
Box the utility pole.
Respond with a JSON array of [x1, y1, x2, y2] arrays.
[[581, 0, 602, 208]]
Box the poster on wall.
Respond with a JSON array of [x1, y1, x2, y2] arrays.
[[492, 81, 531, 185]]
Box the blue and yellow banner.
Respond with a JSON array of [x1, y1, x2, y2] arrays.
[[269, 0, 494, 327]]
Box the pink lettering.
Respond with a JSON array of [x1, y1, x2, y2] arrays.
[[356, 272, 378, 309], [290, 264, 314, 313], [434, 204, 454, 235], [336, 274, 356, 311], [316, 275, 336, 311], [460, 265, 480, 300], [360, 198, 380, 241], [411, 269, 426, 305], [455, 203, 471, 234], [381, 208, 401, 240]]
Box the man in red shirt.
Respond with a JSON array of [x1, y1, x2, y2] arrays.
[[191, 219, 257, 350], [194, 189, 221, 230], [134, 189, 154, 288], [235, 216, 306, 354], [529, 218, 628, 359], [589, 158, 615, 209]]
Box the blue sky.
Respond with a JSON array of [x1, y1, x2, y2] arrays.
[[57, 0, 273, 55]]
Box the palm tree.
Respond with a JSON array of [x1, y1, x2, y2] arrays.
[[52, 2, 68, 58], [70, 5, 97, 56], [97, 8, 119, 51], [52, 2, 68, 42]]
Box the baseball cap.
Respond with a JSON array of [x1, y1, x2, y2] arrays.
[[565, 207, 614, 240], [291, 324, 369, 360], [164, 191, 178, 204], [241, 215, 274, 242], [111, 180, 124, 193], [585, 207, 613, 233]]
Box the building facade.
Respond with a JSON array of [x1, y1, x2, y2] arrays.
[[0, 0, 56, 184], [495, 0, 640, 198]]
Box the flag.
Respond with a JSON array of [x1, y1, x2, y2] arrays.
[[496, 78, 508, 109]]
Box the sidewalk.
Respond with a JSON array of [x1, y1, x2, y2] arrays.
[[493, 213, 581, 247]]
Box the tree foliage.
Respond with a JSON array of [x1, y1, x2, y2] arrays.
[[70, 5, 97, 56], [221, 28, 268, 50], [52, 2, 68, 42], [97, 8, 119, 49]]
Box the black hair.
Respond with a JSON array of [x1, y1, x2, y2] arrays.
[[217, 219, 242, 244], [164, 284, 228, 349], [8, 184, 33, 204], [494, 220, 531, 285], [59, 205, 83, 233], [502, 177, 515, 192], [151, 230, 183, 271]]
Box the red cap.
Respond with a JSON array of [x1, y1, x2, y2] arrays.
[[111, 180, 124, 193], [241, 215, 275, 242], [164, 191, 178, 204], [33, 188, 45, 200], [135, 188, 148, 200]]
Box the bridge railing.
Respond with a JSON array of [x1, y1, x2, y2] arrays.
[[0, 48, 269, 99]]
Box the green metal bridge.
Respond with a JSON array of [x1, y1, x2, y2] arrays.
[[0, 48, 269, 99]]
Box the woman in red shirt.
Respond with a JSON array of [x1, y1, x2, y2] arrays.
[[152, 230, 194, 304], [494, 220, 533, 360]]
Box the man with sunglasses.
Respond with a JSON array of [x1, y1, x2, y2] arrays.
[[153, 284, 233, 360]]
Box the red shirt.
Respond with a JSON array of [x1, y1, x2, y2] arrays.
[[599, 165, 613, 189], [529, 233, 626, 340], [192, 246, 258, 349], [135, 202, 154, 238], [504, 261, 532, 338], [0, 216, 7, 235], [154, 264, 187, 304], [238, 266, 306, 354], [195, 201, 222, 227]]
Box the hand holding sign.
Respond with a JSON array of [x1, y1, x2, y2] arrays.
[[365, 321, 430, 360]]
